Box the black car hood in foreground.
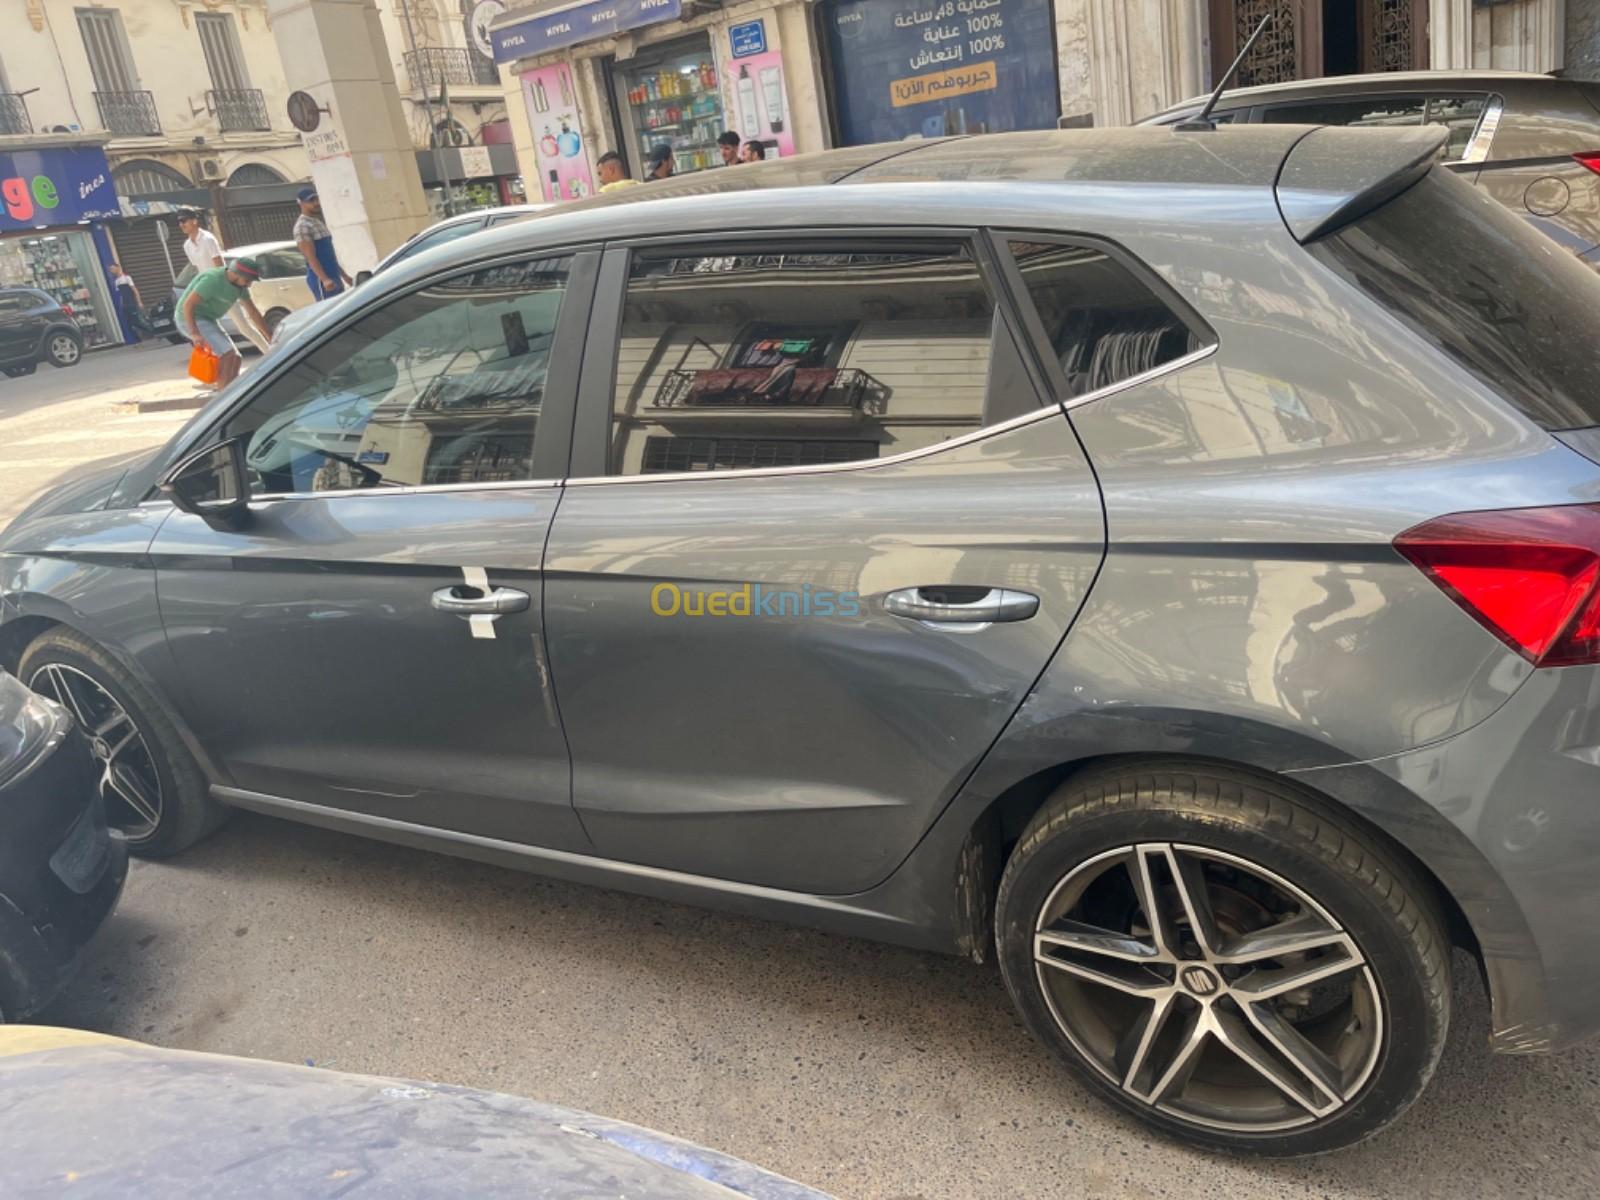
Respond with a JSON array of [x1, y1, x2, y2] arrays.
[[3, 446, 158, 532], [0, 1029, 834, 1199]]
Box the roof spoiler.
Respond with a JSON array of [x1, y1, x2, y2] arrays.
[[1275, 125, 1448, 243]]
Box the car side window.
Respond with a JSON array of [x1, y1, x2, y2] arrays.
[[264, 249, 305, 279], [1261, 96, 1428, 129], [605, 245, 998, 476], [1007, 241, 1203, 400], [391, 221, 484, 267], [223, 255, 570, 495], [1423, 95, 1488, 160]]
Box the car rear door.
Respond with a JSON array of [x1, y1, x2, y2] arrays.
[[539, 231, 1176, 895], [148, 247, 597, 849], [0, 292, 36, 363]]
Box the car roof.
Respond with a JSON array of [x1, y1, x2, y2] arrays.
[[365, 124, 1441, 294], [1147, 69, 1570, 120]]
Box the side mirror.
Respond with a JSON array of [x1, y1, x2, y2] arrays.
[[354, 270, 372, 286], [160, 436, 251, 529]]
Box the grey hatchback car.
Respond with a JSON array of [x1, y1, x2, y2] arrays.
[[1144, 70, 1600, 267], [4, 124, 1600, 1155]]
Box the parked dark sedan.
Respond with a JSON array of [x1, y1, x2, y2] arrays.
[[0, 671, 126, 1021], [7, 124, 1600, 1153], [0, 288, 85, 378]]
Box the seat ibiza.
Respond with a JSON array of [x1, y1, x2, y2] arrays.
[[4, 125, 1599, 1154]]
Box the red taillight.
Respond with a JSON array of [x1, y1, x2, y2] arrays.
[[1395, 505, 1600, 667], [60, 304, 74, 317], [1401, 508, 1600, 672], [1575, 151, 1600, 176]]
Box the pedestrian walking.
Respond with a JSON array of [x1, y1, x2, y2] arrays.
[[741, 140, 767, 163], [177, 257, 271, 390], [717, 131, 741, 166], [292, 187, 352, 302], [108, 262, 155, 343], [173, 209, 269, 354], [645, 144, 675, 181]]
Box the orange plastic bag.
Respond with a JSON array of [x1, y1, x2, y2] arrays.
[[187, 344, 219, 384]]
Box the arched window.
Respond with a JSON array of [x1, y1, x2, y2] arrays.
[[113, 159, 193, 196], [226, 163, 287, 187]]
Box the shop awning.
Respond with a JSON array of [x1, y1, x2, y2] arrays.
[[489, 0, 683, 64], [415, 142, 520, 185]]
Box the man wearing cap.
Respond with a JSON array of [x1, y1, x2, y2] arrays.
[[177, 257, 270, 389], [292, 187, 352, 301], [645, 143, 675, 181]]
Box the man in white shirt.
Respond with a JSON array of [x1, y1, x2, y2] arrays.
[[174, 209, 269, 354]]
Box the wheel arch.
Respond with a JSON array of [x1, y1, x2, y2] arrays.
[[949, 751, 1497, 1012], [0, 608, 225, 786]]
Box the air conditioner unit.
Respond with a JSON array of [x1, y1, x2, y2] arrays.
[[196, 156, 224, 181]]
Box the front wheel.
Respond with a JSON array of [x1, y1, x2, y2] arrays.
[[20, 628, 226, 858], [995, 763, 1451, 1156], [2, 363, 36, 378]]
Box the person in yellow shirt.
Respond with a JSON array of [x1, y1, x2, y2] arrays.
[[597, 151, 639, 194]]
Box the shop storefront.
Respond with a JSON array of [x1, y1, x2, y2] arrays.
[[416, 142, 527, 217], [0, 145, 124, 349], [611, 33, 728, 175], [822, 0, 1059, 144]]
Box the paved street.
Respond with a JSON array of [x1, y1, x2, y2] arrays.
[[5, 355, 1600, 1200]]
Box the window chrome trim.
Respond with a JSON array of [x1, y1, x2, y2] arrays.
[[140, 477, 562, 508], [565, 341, 1217, 488]]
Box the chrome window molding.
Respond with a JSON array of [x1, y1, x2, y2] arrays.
[[140, 477, 562, 509], [565, 342, 1217, 488]]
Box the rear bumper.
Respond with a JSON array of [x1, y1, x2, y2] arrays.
[[1295, 665, 1600, 1055]]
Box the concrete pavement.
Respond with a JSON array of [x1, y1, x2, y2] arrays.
[[5, 353, 1598, 1200]]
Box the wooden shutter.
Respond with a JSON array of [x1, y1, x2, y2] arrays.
[[76, 8, 139, 93], [196, 12, 251, 92]]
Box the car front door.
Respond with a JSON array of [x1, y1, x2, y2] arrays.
[[0, 292, 35, 364], [148, 248, 597, 849], [541, 233, 1193, 895]]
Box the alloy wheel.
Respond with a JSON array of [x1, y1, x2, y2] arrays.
[[50, 335, 81, 365], [29, 662, 163, 841], [1032, 842, 1382, 1134]]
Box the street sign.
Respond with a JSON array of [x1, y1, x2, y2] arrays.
[[730, 19, 766, 58], [287, 91, 324, 134]]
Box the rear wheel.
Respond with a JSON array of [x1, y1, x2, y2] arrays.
[[995, 763, 1451, 1156], [45, 332, 82, 367], [263, 308, 289, 335], [20, 629, 225, 858], [3, 363, 37, 378]]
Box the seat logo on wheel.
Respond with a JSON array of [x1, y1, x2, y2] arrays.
[[1181, 965, 1219, 997]]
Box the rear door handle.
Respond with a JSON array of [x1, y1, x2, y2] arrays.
[[884, 586, 1039, 631], [430, 584, 530, 615]]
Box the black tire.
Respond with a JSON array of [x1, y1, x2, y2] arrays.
[[45, 330, 83, 368], [19, 628, 226, 859], [995, 762, 1450, 1156], [3, 363, 37, 378], [263, 308, 289, 334]]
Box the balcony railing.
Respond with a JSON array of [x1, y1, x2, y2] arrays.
[[209, 88, 269, 132], [405, 47, 499, 91], [653, 367, 881, 413], [94, 90, 160, 136], [0, 93, 31, 135]]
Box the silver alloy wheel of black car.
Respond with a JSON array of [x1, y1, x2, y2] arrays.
[[1032, 842, 1382, 1134], [29, 662, 163, 842], [47, 334, 81, 366]]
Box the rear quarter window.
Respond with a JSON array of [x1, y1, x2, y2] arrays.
[[1314, 167, 1600, 430]]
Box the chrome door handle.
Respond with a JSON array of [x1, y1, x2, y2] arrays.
[[883, 587, 1039, 630], [430, 584, 530, 615]]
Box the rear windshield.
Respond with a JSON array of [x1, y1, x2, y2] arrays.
[[1315, 169, 1600, 430]]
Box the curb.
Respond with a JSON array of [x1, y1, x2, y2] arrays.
[[112, 394, 211, 414]]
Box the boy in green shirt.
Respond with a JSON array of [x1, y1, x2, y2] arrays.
[[177, 256, 270, 388]]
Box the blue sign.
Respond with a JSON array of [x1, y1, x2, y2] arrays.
[[492, 0, 682, 62], [824, 0, 1058, 146], [0, 146, 120, 233], [730, 19, 767, 58]]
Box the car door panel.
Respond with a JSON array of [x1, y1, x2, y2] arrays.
[[149, 247, 597, 851], [544, 237, 1106, 896], [545, 414, 1102, 894], [152, 489, 585, 847]]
